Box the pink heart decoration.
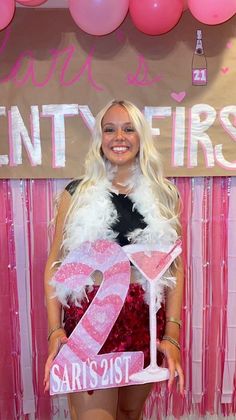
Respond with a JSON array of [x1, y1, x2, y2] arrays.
[[171, 91, 186, 103], [221, 67, 229, 74]]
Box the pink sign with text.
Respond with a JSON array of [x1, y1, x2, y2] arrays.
[[49, 239, 182, 394]]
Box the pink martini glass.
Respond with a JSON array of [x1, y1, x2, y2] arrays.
[[123, 240, 182, 383]]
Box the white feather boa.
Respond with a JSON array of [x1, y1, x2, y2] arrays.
[[55, 173, 179, 310]]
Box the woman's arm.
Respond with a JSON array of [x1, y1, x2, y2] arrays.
[[158, 259, 184, 394], [44, 190, 72, 391], [165, 260, 184, 340]]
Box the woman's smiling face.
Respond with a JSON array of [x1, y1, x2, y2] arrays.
[[101, 105, 140, 168]]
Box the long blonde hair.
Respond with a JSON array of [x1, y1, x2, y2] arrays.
[[65, 99, 181, 236]]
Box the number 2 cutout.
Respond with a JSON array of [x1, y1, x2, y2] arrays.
[[50, 240, 144, 394]]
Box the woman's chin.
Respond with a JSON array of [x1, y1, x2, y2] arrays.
[[108, 155, 137, 168]]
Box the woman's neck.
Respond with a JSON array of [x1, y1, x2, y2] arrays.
[[112, 164, 134, 194]]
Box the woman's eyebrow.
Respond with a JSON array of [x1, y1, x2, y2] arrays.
[[102, 121, 132, 126], [102, 122, 115, 126]]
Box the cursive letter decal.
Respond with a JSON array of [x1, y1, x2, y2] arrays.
[[127, 54, 162, 87]]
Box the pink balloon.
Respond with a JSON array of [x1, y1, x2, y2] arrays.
[[0, 0, 15, 31], [129, 0, 183, 36], [188, 0, 236, 24], [69, 0, 129, 36], [17, 0, 48, 5]]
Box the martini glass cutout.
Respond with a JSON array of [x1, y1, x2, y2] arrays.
[[123, 240, 182, 383]]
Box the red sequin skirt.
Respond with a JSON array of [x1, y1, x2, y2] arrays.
[[63, 283, 165, 367]]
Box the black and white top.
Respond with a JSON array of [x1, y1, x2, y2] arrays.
[[65, 179, 147, 247]]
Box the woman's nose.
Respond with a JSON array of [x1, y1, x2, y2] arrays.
[[115, 127, 125, 139]]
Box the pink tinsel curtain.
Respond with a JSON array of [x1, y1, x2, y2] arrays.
[[0, 177, 236, 419]]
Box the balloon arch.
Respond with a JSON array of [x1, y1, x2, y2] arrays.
[[1, 0, 236, 34]]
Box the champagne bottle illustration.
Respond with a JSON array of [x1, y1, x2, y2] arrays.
[[192, 29, 207, 86]]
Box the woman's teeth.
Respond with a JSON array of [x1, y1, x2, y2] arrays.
[[112, 146, 129, 153]]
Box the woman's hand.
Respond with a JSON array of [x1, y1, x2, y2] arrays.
[[44, 329, 68, 392], [157, 339, 184, 395]]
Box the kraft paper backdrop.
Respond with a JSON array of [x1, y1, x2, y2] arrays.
[[0, 9, 236, 178]]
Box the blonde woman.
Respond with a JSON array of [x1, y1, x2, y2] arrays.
[[44, 100, 184, 420]]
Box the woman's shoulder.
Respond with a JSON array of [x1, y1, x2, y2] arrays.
[[65, 178, 82, 196]]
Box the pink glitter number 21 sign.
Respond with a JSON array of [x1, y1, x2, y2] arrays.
[[50, 240, 144, 395]]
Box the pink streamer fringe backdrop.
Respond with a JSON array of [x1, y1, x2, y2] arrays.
[[0, 177, 236, 419]]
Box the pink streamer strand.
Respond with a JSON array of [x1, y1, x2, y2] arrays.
[[222, 177, 236, 405], [0, 180, 22, 418], [25, 180, 51, 419], [191, 178, 204, 403], [11, 180, 35, 415], [204, 178, 229, 413]]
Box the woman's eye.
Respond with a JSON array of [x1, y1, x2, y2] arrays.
[[103, 126, 135, 133], [124, 127, 135, 133], [103, 127, 115, 133]]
